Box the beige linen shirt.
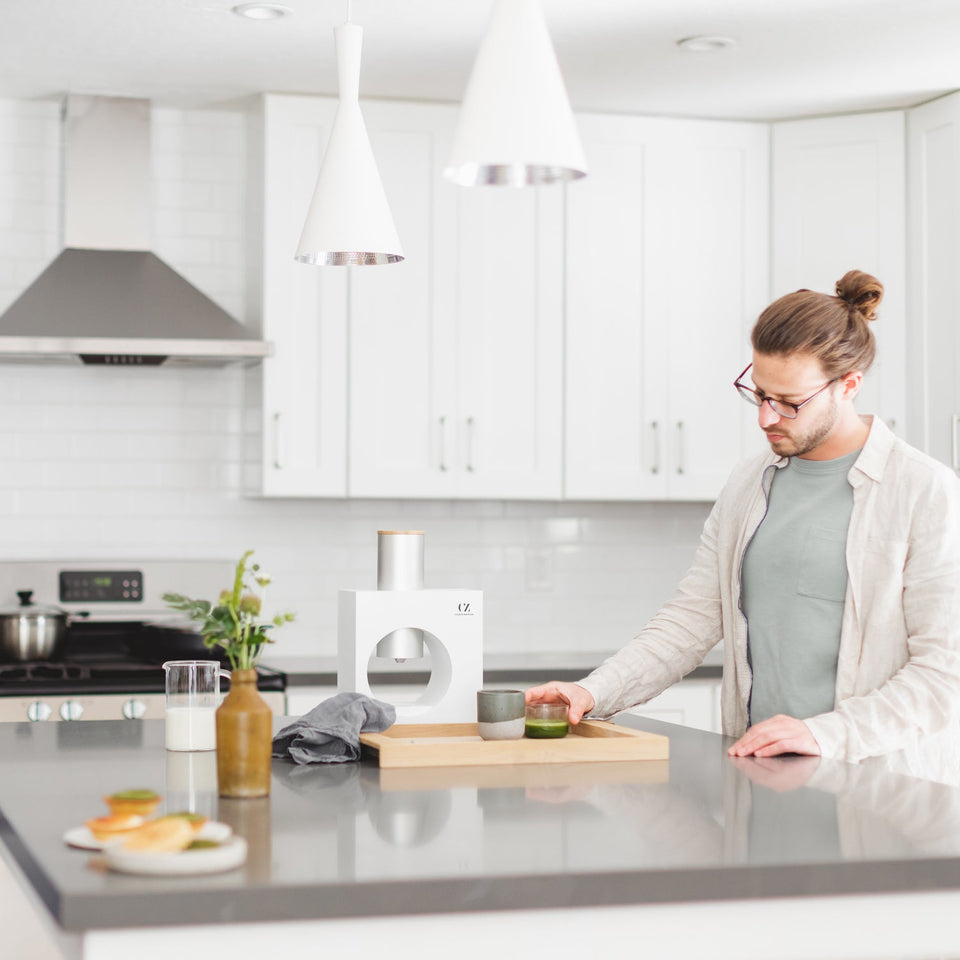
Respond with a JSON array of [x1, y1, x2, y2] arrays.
[[578, 417, 960, 775]]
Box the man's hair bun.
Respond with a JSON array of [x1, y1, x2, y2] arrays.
[[835, 270, 883, 322]]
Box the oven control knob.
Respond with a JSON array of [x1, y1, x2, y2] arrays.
[[59, 701, 83, 721], [122, 699, 147, 720], [26, 701, 52, 722]]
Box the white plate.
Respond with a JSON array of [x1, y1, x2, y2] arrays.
[[104, 835, 247, 876], [63, 820, 232, 851]]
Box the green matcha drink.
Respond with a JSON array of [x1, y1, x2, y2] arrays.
[[525, 702, 569, 739], [524, 717, 569, 738]]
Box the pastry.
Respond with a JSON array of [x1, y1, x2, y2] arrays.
[[84, 814, 145, 843], [103, 788, 162, 818], [164, 811, 209, 833], [120, 817, 194, 853]]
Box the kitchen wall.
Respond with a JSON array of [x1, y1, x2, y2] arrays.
[[0, 97, 711, 661]]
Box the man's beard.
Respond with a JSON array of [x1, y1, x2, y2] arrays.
[[764, 394, 840, 457]]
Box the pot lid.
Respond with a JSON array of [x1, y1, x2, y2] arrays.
[[0, 590, 67, 618]]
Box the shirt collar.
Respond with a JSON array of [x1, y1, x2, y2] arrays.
[[849, 415, 892, 484]]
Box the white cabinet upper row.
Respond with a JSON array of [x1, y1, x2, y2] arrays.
[[244, 94, 908, 501], [246, 95, 564, 500]]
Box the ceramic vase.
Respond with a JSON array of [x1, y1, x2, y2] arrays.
[[216, 669, 272, 798]]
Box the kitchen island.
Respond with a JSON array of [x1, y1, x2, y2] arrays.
[[3, 715, 960, 960]]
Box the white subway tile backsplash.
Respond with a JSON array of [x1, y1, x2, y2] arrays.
[[0, 463, 41, 490], [151, 151, 184, 182], [96, 461, 168, 490], [24, 431, 94, 461], [535, 517, 581, 544], [182, 209, 227, 238], [211, 181, 244, 211], [212, 238, 244, 265], [154, 236, 213, 265], [158, 461, 220, 490], [155, 179, 212, 210], [14, 144, 56, 176], [153, 207, 183, 236], [0, 232, 51, 259], [179, 153, 230, 184]]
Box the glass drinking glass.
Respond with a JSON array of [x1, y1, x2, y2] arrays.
[[525, 701, 570, 739]]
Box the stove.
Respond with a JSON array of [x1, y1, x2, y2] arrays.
[[0, 561, 287, 723]]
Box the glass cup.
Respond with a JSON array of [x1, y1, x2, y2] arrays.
[[525, 701, 570, 739], [162, 660, 227, 752]]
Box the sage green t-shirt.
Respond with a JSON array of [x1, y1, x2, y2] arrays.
[[741, 448, 861, 727]]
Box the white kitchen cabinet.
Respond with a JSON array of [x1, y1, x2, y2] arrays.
[[565, 114, 769, 500], [347, 102, 456, 498], [453, 186, 564, 499], [285, 686, 337, 718], [625, 677, 722, 734], [907, 91, 960, 468], [771, 111, 907, 435], [244, 94, 348, 497], [349, 102, 564, 499]]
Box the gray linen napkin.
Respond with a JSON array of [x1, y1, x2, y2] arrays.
[[272, 692, 396, 764]]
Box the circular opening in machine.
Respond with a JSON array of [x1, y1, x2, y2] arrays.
[[366, 628, 449, 711]]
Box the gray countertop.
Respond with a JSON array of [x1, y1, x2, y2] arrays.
[[2, 714, 959, 933]]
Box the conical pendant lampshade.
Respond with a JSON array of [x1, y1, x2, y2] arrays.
[[445, 0, 587, 187], [295, 22, 404, 265]]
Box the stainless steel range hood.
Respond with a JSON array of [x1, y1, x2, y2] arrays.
[[0, 96, 271, 367]]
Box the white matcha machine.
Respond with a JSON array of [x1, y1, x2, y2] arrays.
[[338, 531, 483, 723]]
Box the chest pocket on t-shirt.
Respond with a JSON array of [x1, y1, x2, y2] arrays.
[[796, 526, 849, 603]]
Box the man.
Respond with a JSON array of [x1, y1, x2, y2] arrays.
[[527, 271, 960, 773]]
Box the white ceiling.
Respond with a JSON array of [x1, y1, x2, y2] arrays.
[[3, 0, 960, 121]]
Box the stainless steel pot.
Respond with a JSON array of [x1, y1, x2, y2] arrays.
[[0, 590, 68, 661]]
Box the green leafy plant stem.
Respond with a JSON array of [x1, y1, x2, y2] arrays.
[[161, 551, 294, 673]]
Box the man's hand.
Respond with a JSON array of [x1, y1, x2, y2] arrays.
[[524, 682, 595, 724], [727, 714, 821, 758]]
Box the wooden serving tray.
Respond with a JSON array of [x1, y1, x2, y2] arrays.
[[360, 720, 669, 769]]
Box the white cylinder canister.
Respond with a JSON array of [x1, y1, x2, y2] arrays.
[[375, 530, 425, 661]]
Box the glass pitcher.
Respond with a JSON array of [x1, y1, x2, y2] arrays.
[[162, 660, 229, 752]]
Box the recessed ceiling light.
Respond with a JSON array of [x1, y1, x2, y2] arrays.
[[676, 35, 737, 53], [232, 3, 292, 20]]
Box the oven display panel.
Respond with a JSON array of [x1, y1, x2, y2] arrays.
[[59, 570, 143, 603]]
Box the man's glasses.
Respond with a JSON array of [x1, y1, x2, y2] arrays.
[[733, 363, 838, 420]]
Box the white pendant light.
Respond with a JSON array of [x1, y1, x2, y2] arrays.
[[295, 20, 404, 265], [445, 0, 587, 187]]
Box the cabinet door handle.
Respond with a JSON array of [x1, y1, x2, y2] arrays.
[[438, 416, 448, 472], [952, 414, 960, 473], [649, 421, 659, 475], [676, 421, 685, 475], [272, 412, 283, 470], [466, 417, 476, 472]]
